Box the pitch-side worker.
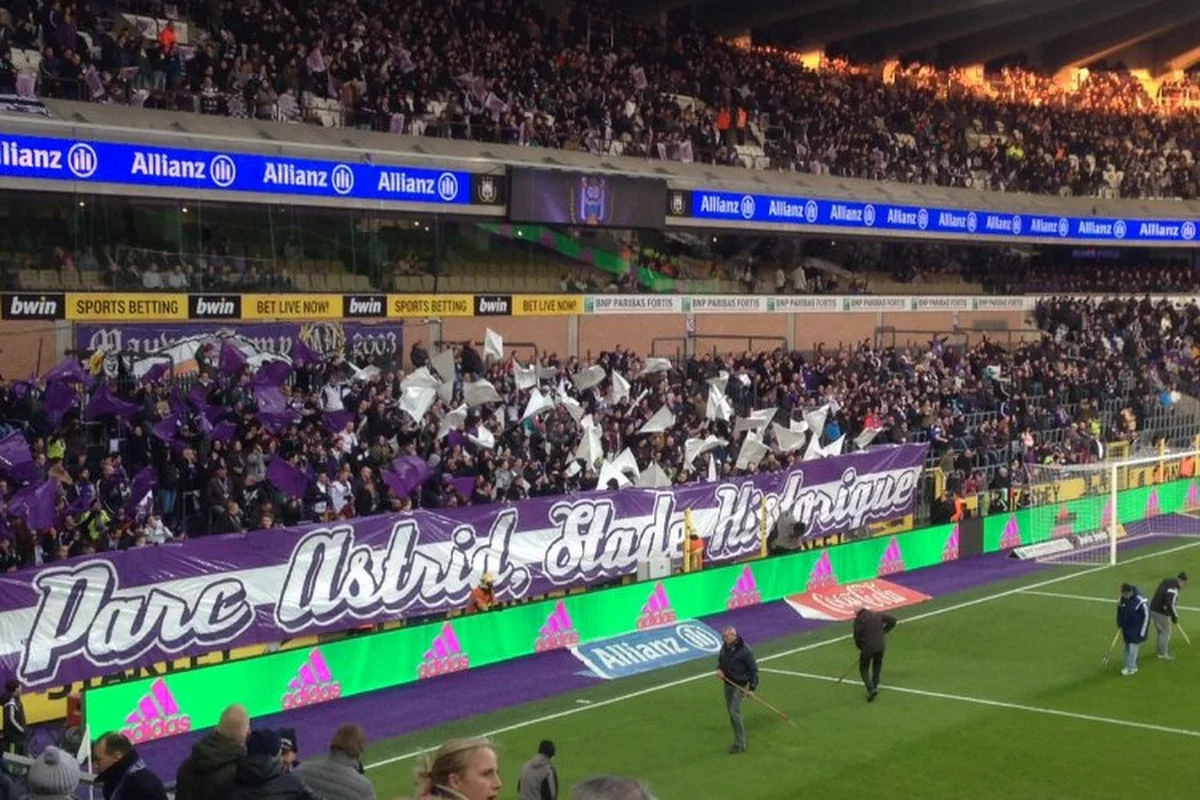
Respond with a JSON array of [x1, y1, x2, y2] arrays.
[[1149, 572, 1188, 659], [854, 608, 897, 702], [716, 626, 759, 754]]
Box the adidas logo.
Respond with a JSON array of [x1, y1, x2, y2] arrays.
[[727, 566, 762, 610], [1000, 516, 1022, 549], [536, 601, 580, 652], [282, 648, 342, 710], [1187, 482, 1200, 511], [121, 679, 191, 743], [1144, 489, 1161, 517], [419, 622, 470, 679], [942, 526, 960, 562], [877, 537, 906, 576], [806, 551, 837, 591], [637, 582, 677, 630]]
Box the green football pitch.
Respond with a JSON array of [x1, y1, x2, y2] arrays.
[[361, 539, 1200, 799]]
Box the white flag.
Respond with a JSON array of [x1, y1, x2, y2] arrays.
[[610, 371, 631, 405], [438, 404, 468, 438], [538, 365, 560, 380], [684, 434, 726, 466], [597, 460, 632, 490], [638, 462, 672, 488], [436, 379, 455, 404], [803, 430, 824, 461], [574, 415, 603, 465], [706, 384, 732, 421], [521, 388, 556, 421], [789, 418, 810, 434], [514, 362, 539, 391], [707, 453, 717, 482], [464, 379, 502, 406], [640, 357, 672, 375], [559, 393, 585, 424], [708, 371, 729, 395], [735, 432, 768, 470], [772, 422, 807, 453], [637, 405, 675, 434], [468, 426, 496, 450], [573, 365, 606, 391], [804, 405, 829, 439], [734, 407, 777, 435], [400, 386, 436, 423], [610, 448, 641, 482], [431, 350, 456, 382], [824, 435, 845, 457], [484, 328, 504, 361], [401, 367, 441, 391], [565, 460, 582, 478], [854, 427, 882, 450]]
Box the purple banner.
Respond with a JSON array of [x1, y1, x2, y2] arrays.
[[75, 321, 402, 364], [0, 444, 925, 689]]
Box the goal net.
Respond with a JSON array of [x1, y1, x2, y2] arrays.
[[1022, 449, 1200, 566]]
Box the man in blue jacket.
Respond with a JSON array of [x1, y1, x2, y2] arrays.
[[1117, 583, 1150, 676], [716, 626, 758, 755]]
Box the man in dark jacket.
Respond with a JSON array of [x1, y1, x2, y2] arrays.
[[93, 732, 169, 800], [716, 626, 758, 754], [1116, 583, 1150, 676], [517, 740, 558, 800], [224, 729, 321, 800], [175, 704, 249, 800], [1, 679, 26, 756], [1149, 572, 1188, 659], [853, 608, 897, 702]]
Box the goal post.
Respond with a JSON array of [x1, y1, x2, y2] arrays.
[[1022, 448, 1200, 567]]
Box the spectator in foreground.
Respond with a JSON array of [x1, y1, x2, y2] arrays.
[[413, 738, 501, 800], [280, 729, 299, 773], [1, 678, 26, 756], [27, 746, 82, 800], [175, 704, 250, 800], [570, 777, 657, 800], [294, 724, 376, 800], [226, 729, 319, 800], [93, 732, 168, 800], [517, 740, 558, 800]]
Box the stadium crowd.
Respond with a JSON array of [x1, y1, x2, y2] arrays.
[[3, 0, 1199, 199], [0, 295, 1192, 569]]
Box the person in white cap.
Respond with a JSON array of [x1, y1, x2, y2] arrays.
[[28, 746, 82, 800], [466, 574, 496, 614]]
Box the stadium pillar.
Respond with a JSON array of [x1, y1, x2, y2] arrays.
[[567, 314, 579, 360]]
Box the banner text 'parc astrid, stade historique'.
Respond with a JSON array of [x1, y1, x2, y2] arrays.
[[83, 476, 1198, 743], [1, 130, 1198, 243]]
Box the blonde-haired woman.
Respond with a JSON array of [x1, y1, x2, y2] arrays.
[[413, 738, 501, 800]]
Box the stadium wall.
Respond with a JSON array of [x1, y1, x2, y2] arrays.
[[83, 475, 1200, 743]]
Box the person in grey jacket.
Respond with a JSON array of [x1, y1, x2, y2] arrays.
[[517, 741, 558, 800], [293, 724, 376, 800]]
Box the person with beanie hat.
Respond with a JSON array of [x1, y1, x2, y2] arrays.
[[517, 741, 558, 800], [93, 732, 168, 800], [28, 746, 81, 800], [223, 729, 320, 800], [279, 730, 299, 774]]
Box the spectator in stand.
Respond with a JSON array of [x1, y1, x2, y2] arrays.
[[27, 746, 82, 800], [293, 724, 376, 800], [93, 732, 169, 800], [413, 738, 501, 800], [175, 704, 250, 800], [223, 729, 320, 800]]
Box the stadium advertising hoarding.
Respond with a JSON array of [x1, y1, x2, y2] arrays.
[[667, 188, 1200, 244], [509, 169, 667, 228], [0, 132, 505, 208], [0, 445, 927, 690]]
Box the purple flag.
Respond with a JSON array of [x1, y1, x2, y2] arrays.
[[211, 421, 239, 443], [266, 458, 310, 499], [84, 385, 139, 421], [291, 338, 321, 369], [140, 362, 170, 385], [322, 411, 355, 434], [255, 386, 287, 414], [447, 474, 476, 499], [259, 412, 300, 435], [188, 384, 211, 411], [44, 382, 79, 425], [0, 431, 33, 480], [219, 341, 248, 376], [9, 480, 61, 531], [382, 455, 433, 497], [124, 467, 157, 520], [43, 359, 92, 386], [152, 413, 180, 443], [253, 361, 293, 389]]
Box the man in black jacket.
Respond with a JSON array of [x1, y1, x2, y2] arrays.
[[854, 608, 898, 702], [176, 704, 249, 800], [0, 679, 25, 756], [223, 729, 320, 800], [93, 732, 169, 800], [1149, 572, 1188, 659], [716, 626, 758, 754]]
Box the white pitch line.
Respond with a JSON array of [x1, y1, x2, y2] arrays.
[[762, 667, 1200, 739], [364, 538, 1200, 772], [1020, 589, 1200, 612]]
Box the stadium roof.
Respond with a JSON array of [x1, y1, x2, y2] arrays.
[[632, 0, 1200, 72]]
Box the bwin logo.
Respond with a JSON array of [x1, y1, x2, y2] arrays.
[[210, 155, 237, 188], [67, 143, 98, 178], [195, 297, 236, 316], [331, 164, 355, 195], [477, 296, 509, 314], [437, 172, 459, 201], [349, 297, 383, 315], [9, 296, 58, 317], [804, 200, 819, 223], [740, 195, 756, 220]]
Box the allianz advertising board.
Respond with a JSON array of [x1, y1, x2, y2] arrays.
[[571, 621, 723, 680]]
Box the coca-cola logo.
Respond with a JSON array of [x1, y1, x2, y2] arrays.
[[787, 579, 930, 621]]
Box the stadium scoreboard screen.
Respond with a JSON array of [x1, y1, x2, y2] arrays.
[[509, 169, 666, 228]]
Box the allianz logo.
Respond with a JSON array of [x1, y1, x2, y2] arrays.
[[263, 161, 355, 195], [1, 139, 98, 178], [131, 153, 238, 188]]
